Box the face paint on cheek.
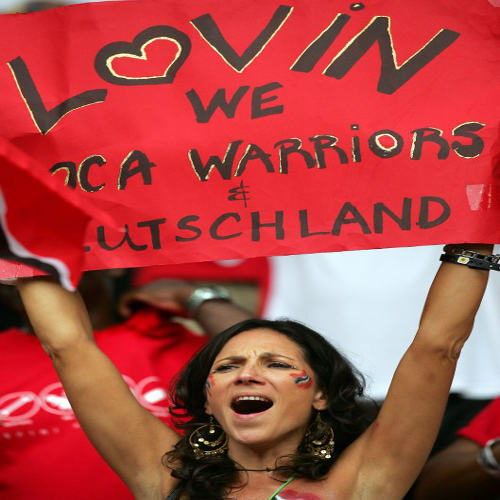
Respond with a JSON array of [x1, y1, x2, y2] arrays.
[[205, 373, 215, 398], [289, 370, 313, 389]]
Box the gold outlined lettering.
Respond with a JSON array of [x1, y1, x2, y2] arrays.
[[410, 128, 448, 160], [8, 57, 106, 135], [188, 141, 243, 181], [49, 162, 77, 188], [191, 6, 293, 73], [274, 138, 315, 173], [309, 134, 348, 166], [235, 143, 274, 176], [78, 155, 106, 193], [94, 25, 191, 86], [451, 122, 486, 159], [322, 16, 460, 94], [106, 37, 182, 80], [290, 14, 350, 72]]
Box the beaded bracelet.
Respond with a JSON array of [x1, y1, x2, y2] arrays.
[[439, 245, 500, 271]]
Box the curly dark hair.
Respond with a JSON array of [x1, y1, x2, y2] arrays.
[[164, 319, 376, 499]]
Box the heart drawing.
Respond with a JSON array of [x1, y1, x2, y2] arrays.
[[94, 25, 192, 86]]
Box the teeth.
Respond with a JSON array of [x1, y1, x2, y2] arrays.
[[236, 396, 270, 402]]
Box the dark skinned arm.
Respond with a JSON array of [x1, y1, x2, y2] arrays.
[[414, 437, 500, 499], [118, 279, 252, 337]]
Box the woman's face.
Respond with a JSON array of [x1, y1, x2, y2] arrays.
[[204, 328, 327, 451]]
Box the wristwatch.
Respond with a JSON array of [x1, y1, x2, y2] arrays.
[[186, 285, 231, 315], [440, 245, 500, 271], [477, 438, 500, 477]]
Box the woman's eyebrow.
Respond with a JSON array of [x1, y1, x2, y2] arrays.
[[215, 356, 245, 363], [260, 352, 297, 361], [215, 353, 297, 363]]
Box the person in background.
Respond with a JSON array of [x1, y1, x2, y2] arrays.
[[414, 396, 500, 499], [0, 270, 250, 500]]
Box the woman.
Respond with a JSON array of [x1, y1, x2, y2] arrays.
[[16, 244, 494, 499]]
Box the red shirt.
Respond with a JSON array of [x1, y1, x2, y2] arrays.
[[0, 309, 207, 500], [457, 397, 500, 446]]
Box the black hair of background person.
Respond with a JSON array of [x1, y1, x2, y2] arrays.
[[0, 286, 25, 330]]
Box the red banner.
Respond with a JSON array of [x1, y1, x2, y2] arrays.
[[0, 0, 498, 279], [0, 138, 114, 288]]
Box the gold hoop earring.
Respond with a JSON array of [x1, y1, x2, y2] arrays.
[[304, 411, 335, 460], [189, 416, 228, 459]]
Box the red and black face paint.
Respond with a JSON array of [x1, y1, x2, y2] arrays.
[[289, 370, 313, 389]]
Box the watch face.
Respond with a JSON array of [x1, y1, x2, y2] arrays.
[[199, 289, 214, 300], [187, 286, 230, 314], [201, 286, 229, 300]]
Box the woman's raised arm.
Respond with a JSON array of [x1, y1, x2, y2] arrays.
[[338, 244, 494, 498], [16, 277, 180, 499]]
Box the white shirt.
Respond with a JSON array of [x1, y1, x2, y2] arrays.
[[264, 246, 500, 400]]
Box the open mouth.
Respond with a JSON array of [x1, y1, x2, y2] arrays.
[[231, 396, 273, 415]]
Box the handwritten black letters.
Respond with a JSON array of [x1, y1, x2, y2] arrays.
[[8, 6, 460, 134]]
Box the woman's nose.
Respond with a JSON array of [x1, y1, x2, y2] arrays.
[[236, 363, 264, 384]]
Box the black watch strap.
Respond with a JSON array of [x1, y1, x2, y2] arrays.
[[440, 249, 500, 271]]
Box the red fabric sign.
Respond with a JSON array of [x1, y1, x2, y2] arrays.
[[0, 0, 498, 279], [0, 138, 112, 288]]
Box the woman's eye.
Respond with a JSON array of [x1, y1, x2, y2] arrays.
[[213, 364, 236, 372], [268, 361, 294, 369]]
